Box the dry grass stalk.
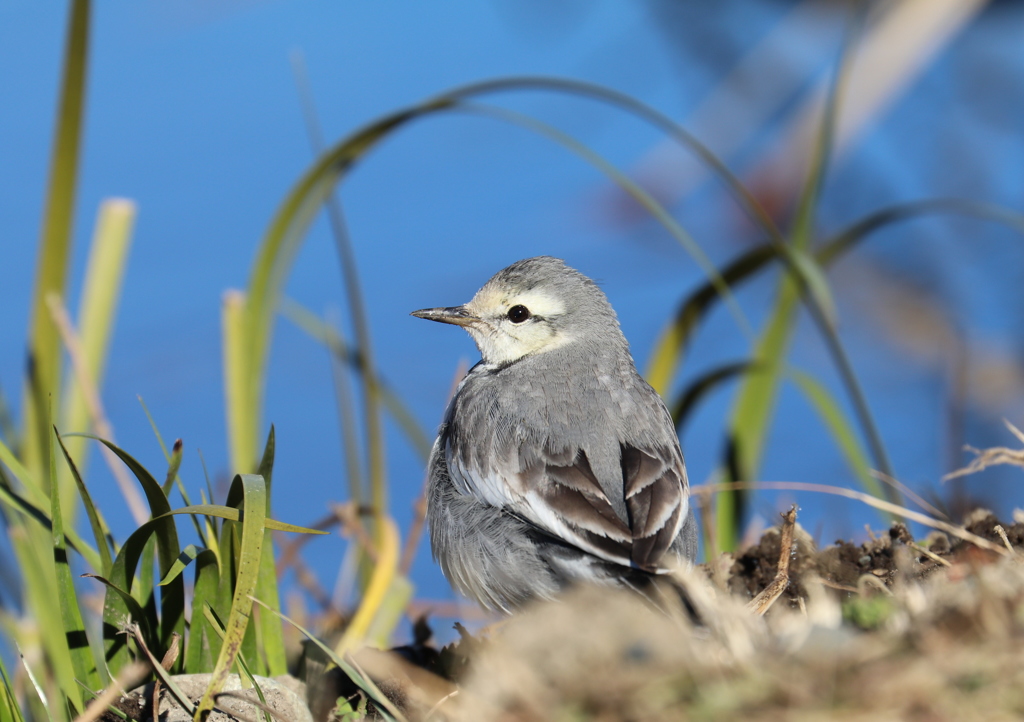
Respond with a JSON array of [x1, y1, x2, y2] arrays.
[[72, 661, 150, 722], [944, 419, 1024, 481], [45, 292, 148, 525], [994, 525, 1015, 555], [908, 541, 951, 568]]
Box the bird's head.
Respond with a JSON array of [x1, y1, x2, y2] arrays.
[[412, 256, 624, 366]]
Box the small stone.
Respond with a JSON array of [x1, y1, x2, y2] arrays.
[[124, 673, 312, 722]]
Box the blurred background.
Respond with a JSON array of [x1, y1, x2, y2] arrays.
[[2, 0, 1023, 639]]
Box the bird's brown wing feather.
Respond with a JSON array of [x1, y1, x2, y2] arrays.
[[620, 446, 687, 570], [450, 441, 687, 572]]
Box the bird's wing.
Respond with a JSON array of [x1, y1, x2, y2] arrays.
[[620, 445, 688, 570], [447, 439, 688, 572]]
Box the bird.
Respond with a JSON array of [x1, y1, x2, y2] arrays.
[[412, 256, 697, 612]]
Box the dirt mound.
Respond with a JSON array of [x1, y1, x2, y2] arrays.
[[349, 509, 1024, 721]]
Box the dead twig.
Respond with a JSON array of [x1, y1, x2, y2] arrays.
[[277, 512, 340, 579], [160, 632, 181, 671], [747, 505, 797, 616], [400, 493, 429, 577], [331, 502, 380, 562]]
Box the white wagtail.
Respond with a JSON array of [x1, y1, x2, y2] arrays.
[[412, 256, 697, 612]]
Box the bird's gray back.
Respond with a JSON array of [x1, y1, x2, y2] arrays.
[[447, 341, 681, 524]]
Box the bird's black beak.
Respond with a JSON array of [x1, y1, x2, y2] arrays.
[[410, 305, 479, 328]]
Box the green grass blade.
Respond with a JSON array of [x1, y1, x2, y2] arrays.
[[0, 383, 17, 448], [138, 397, 195, 505], [157, 543, 203, 587], [789, 5, 864, 247], [98, 519, 168, 672], [126, 625, 196, 717], [244, 106, 421, 450], [55, 431, 112, 574], [161, 438, 183, 496], [789, 370, 888, 505], [0, 654, 26, 722], [240, 74, 841, 562], [806, 296, 896, 497], [716, 11, 866, 550], [287, 55, 372, 510], [818, 198, 1024, 265], [47, 422, 92, 709], [85, 572, 155, 659], [646, 245, 775, 396], [789, 248, 837, 327], [195, 474, 267, 719], [14, 537, 70, 722], [89, 437, 185, 654], [329, 322, 369, 509], [223, 289, 256, 473], [335, 517, 402, 654], [254, 427, 286, 676], [718, 281, 798, 550], [250, 598, 407, 722], [198, 448, 219, 536], [220, 470, 262, 674], [292, 60, 389, 554], [649, 199, 1024, 439], [0, 434, 101, 569], [0, 422, 51, 509], [0, 479, 100, 570], [242, 76, 762, 513], [448, 78, 843, 312], [671, 361, 754, 432], [159, 505, 326, 534], [720, 270, 895, 547], [58, 199, 136, 518], [456, 100, 753, 343], [435, 76, 785, 243], [140, 536, 163, 663], [216, 503, 250, 676], [137, 395, 170, 457], [255, 427, 274, 513], [137, 399, 204, 539], [184, 549, 220, 674], [201, 605, 272, 722], [20, 0, 91, 485], [82, 437, 185, 669], [18, 644, 56, 722], [364, 575, 414, 650]]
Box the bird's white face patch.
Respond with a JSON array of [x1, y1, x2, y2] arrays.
[[464, 286, 572, 365]]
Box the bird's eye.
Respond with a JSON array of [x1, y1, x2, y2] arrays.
[[507, 304, 531, 323]]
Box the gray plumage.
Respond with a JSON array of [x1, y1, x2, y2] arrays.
[[413, 256, 697, 612]]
